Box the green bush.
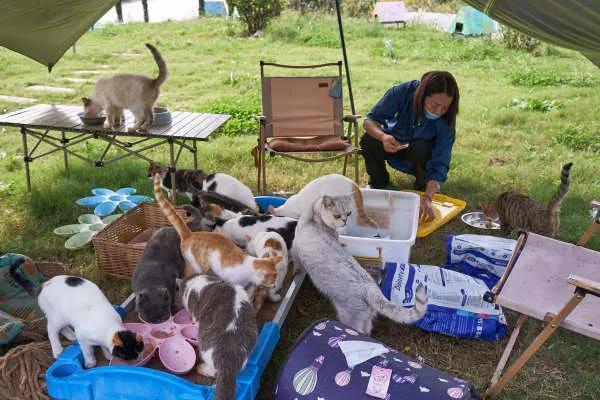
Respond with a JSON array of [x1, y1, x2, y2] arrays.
[[230, 0, 282, 35], [500, 25, 540, 53], [287, 0, 375, 16], [508, 97, 563, 113], [554, 125, 600, 153], [207, 97, 261, 137], [509, 68, 598, 87]]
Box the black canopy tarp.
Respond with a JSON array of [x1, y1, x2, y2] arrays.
[[464, 0, 600, 66]]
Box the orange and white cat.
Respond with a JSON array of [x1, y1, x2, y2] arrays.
[[154, 174, 280, 289], [82, 43, 167, 132]]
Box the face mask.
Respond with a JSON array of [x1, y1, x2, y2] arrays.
[[424, 108, 442, 120]]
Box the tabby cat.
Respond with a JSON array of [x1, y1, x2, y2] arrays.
[[481, 162, 573, 237], [82, 43, 167, 132], [292, 194, 427, 334], [153, 174, 280, 289]]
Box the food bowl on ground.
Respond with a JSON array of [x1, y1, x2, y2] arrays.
[[158, 336, 196, 375], [461, 211, 501, 230], [78, 112, 106, 126], [152, 107, 172, 126], [110, 337, 157, 367]]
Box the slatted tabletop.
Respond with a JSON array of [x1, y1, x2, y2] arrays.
[[0, 104, 230, 140]]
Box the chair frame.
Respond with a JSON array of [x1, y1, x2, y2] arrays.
[[256, 61, 361, 195]]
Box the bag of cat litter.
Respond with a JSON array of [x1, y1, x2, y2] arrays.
[[0, 253, 45, 321], [274, 319, 479, 400], [444, 234, 516, 288], [380, 263, 507, 342]]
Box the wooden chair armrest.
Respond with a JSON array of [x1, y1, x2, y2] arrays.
[[591, 200, 599, 210], [568, 274, 600, 297], [255, 115, 266, 121], [343, 114, 361, 122]]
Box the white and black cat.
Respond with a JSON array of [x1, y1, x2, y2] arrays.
[[292, 195, 427, 334], [10, 258, 144, 368], [180, 274, 257, 400], [148, 163, 258, 213], [211, 213, 298, 250]]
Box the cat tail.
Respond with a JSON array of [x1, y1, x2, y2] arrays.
[[8, 257, 41, 298], [213, 353, 242, 400], [547, 162, 573, 216], [365, 283, 427, 324], [154, 173, 192, 240], [351, 183, 379, 229], [146, 43, 168, 87]]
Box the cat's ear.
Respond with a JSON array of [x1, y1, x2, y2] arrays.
[[81, 97, 92, 106], [322, 195, 334, 208]]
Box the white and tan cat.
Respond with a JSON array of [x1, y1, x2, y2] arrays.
[[82, 43, 167, 132], [153, 174, 280, 289]]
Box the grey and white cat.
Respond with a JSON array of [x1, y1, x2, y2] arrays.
[[132, 205, 212, 323], [180, 274, 257, 400], [292, 195, 428, 334]]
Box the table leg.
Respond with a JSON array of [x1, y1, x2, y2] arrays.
[[485, 291, 585, 397], [577, 222, 599, 247], [489, 314, 528, 388], [21, 127, 31, 192], [61, 131, 69, 176], [192, 140, 198, 170], [169, 140, 177, 204]]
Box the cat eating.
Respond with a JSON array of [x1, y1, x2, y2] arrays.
[[292, 194, 427, 335], [153, 173, 280, 289], [149, 163, 259, 213], [180, 274, 257, 400], [82, 43, 167, 132], [9, 257, 144, 368], [481, 162, 572, 237], [132, 204, 211, 324]]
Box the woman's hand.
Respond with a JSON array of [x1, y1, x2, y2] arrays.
[[381, 134, 408, 153], [419, 195, 435, 223]]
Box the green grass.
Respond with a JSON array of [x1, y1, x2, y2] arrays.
[[1, 12, 599, 399]]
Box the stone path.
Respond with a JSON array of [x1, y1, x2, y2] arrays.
[[0, 95, 36, 104], [26, 85, 76, 94], [73, 70, 108, 75], [59, 77, 95, 83]]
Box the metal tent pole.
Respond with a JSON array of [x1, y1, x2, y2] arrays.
[[334, 0, 356, 116]]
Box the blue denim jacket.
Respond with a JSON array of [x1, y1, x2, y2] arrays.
[[366, 80, 455, 183]]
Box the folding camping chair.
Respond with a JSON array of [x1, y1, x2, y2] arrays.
[[255, 61, 361, 195], [373, 1, 409, 28], [486, 231, 600, 397]]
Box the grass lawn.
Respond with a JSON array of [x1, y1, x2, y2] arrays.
[[1, 11, 599, 399]]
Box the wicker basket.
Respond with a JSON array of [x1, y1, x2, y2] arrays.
[[92, 202, 186, 279]]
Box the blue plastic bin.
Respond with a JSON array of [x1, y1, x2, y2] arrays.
[[254, 196, 287, 214]]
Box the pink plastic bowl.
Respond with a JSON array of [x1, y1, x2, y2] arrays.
[[158, 336, 196, 374], [180, 325, 198, 344]]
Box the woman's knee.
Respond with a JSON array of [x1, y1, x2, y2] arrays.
[[360, 133, 383, 154], [407, 140, 432, 163]]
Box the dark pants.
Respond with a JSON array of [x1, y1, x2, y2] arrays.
[[360, 133, 433, 190]]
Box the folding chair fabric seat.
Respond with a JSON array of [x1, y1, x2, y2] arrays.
[[267, 136, 352, 153]]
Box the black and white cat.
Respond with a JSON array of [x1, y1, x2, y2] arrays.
[[212, 213, 298, 250], [10, 258, 144, 368], [180, 274, 257, 400], [148, 163, 258, 212]]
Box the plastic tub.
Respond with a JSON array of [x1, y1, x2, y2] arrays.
[[338, 189, 419, 263]]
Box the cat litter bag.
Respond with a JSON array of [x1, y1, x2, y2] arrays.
[[381, 263, 507, 342], [444, 234, 516, 288], [274, 319, 479, 399]]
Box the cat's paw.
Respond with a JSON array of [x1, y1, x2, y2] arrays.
[[197, 363, 216, 377], [269, 292, 282, 302], [51, 347, 64, 359], [84, 358, 97, 369]]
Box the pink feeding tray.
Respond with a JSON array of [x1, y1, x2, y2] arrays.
[[110, 309, 198, 374]]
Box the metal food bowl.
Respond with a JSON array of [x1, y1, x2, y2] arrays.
[[461, 211, 501, 230], [152, 107, 172, 126], [78, 112, 106, 126]]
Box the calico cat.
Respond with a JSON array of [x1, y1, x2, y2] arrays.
[[481, 162, 573, 237], [9, 258, 143, 368], [132, 204, 211, 324], [82, 43, 167, 132], [269, 174, 378, 228], [153, 173, 280, 289], [180, 274, 257, 400], [246, 231, 289, 305], [292, 194, 427, 335], [149, 163, 258, 213]]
